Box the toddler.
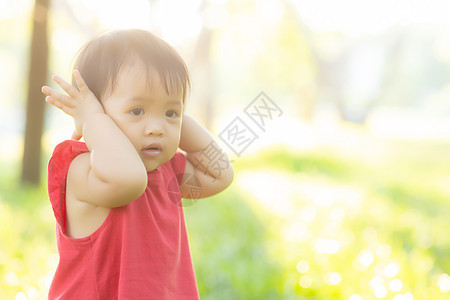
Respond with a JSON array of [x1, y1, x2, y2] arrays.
[[41, 29, 234, 299]]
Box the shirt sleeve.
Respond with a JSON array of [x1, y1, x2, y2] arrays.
[[47, 140, 89, 232]]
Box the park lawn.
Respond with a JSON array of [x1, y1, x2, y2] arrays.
[[0, 136, 449, 299], [185, 138, 450, 299]]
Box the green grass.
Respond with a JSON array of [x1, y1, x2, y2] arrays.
[[0, 161, 57, 300], [0, 138, 449, 299]]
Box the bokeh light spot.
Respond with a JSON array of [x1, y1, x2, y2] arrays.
[[403, 292, 413, 300], [437, 273, 450, 293], [315, 238, 340, 254], [300, 205, 316, 222], [15, 292, 26, 300], [296, 260, 310, 274], [299, 275, 313, 288], [5, 272, 19, 286], [374, 285, 388, 298], [358, 250, 374, 267], [325, 272, 342, 286], [384, 262, 400, 278], [389, 278, 403, 292], [370, 275, 384, 288], [375, 243, 392, 258], [27, 286, 39, 299]]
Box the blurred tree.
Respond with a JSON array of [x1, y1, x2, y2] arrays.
[[186, 0, 215, 130], [21, 0, 49, 185], [191, 26, 214, 130]]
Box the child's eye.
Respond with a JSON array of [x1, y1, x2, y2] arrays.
[[130, 108, 144, 116], [165, 110, 179, 119]]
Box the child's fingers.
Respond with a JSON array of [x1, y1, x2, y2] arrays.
[[52, 75, 80, 99], [73, 70, 91, 97], [41, 86, 75, 109], [45, 96, 75, 116]]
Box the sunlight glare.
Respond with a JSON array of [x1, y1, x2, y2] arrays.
[[0, 0, 32, 19], [256, 0, 284, 25], [51, 28, 83, 57], [203, 4, 228, 30], [291, 0, 450, 36], [81, 0, 151, 29], [296, 181, 363, 208], [160, 0, 203, 43], [238, 171, 298, 217]]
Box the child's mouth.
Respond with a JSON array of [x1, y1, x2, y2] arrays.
[[142, 143, 162, 157]]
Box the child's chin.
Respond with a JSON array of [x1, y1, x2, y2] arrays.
[[144, 159, 165, 173], [145, 164, 159, 173]]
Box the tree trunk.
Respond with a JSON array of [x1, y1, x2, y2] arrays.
[[194, 27, 214, 130], [21, 0, 49, 185]]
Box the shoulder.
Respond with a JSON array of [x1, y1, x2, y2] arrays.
[[48, 140, 89, 182], [48, 140, 89, 192], [48, 140, 90, 230], [49, 140, 89, 166]]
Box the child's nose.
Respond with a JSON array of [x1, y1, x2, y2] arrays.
[[144, 118, 164, 136]]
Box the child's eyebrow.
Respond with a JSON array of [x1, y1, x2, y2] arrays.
[[165, 100, 182, 107], [129, 97, 182, 107]]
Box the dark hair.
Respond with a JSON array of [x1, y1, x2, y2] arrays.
[[71, 29, 190, 104]]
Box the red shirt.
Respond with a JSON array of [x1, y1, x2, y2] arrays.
[[47, 140, 199, 299]]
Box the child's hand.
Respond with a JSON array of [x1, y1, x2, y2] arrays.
[[42, 70, 104, 140]]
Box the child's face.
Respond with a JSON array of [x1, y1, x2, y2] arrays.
[[101, 61, 183, 172]]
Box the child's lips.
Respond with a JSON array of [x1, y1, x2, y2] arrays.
[[142, 143, 162, 157]]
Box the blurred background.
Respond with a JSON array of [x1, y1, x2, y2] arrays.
[[1, 0, 449, 299]]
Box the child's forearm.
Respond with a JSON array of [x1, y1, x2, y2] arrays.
[[179, 114, 233, 181], [83, 113, 147, 186]]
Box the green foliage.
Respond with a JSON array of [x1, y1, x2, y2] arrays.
[[0, 139, 449, 299], [184, 188, 284, 299], [0, 163, 56, 300]]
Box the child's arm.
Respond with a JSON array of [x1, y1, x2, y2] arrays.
[[178, 114, 234, 198], [42, 71, 148, 208]]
